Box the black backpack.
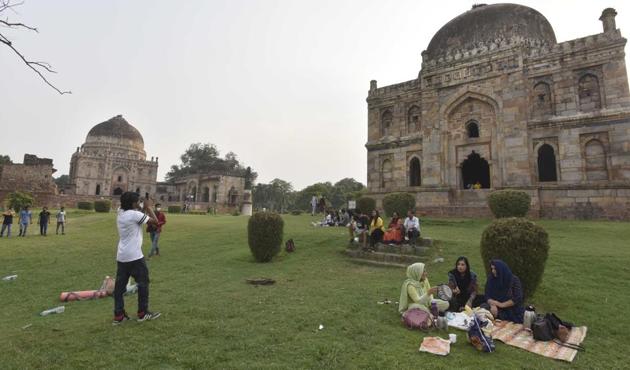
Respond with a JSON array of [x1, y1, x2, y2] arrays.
[[285, 239, 295, 253], [532, 313, 584, 351]]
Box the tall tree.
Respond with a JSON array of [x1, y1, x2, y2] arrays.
[[0, 155, 12, 165], [0, 0, 70, 94], [166, 143, 257, 182]]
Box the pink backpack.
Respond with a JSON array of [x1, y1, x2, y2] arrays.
[[402, 308, 433, 331]]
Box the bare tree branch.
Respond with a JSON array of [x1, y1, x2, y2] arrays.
[[0, 0, 70, 94]]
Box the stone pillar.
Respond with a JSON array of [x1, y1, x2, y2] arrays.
[[600, 8, 617, 33], [241, 189, 253, 216], [370, 80, 377, 91]]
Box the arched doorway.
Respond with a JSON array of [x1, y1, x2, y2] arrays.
[[537, 144, 557, 182], [461, 151, 490, 189], [409, 158, 421, 186], [202, 186, 210, 202], [113, 187, 123, 196], [95, 184, 101, 195]]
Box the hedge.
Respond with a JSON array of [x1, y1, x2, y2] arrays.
[[167, 205, 182, 213], [487, 190, 531, 218], [382, 192, 416, 217], [94, 200, 111, 213], [77, 201, 94, 210], [480, 217, 550, 299], [355, 197, 376, 215], [248, 212, 284, 262]]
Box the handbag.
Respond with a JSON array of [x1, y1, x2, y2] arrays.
[[532, 315, 554, 341], [401, 308, 433, 331], [467, 314, 495, 352], [285, 239, 295, 253]]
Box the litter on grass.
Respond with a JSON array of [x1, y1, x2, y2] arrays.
[[2, 274, 17, 281]]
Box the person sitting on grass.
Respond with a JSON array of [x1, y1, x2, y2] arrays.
[[348, 210, 369, 247], [338, 208, 350, 226], [367, 210, 385, 251], [447, 256, 479, 311], [383, 211, 403, 244], [403, 210, 420, 245], [112, 192, 161, 325], [399, 262, 449, 315], [484, 259, 524, 323]]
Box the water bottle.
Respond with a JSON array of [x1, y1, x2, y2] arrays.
[[40, 306, 65, 316], [2, 274, 17, 281]]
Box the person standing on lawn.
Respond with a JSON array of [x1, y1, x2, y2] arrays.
[[148, 203, 166, 257], [112, 192, 161, 325], [1, 207, 15, 237], [38, 207, 51, 236], [18, 206, 32, 237], [56, 207, 67, 235]]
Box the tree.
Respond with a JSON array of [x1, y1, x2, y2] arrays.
[[252, 178, 294, 212], [166, 143, 257, 182], [4, 190, 34, 211], [0, 155, 12, 165], [54, 174, 69, 187], [0, 0, 70, 94]]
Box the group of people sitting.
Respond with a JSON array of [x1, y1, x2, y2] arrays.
[[348, 209, 421, 251], [311, 209, 351, 227], [399, 258, 524, 324]]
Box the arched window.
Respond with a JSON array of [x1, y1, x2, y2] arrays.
[[466, 120, 479, 138], [381, 159, 393, 189], [537, 144, 557, 182], [407, 106, 421, 133], [135, 187, 140, 193], [533, 82, 553, 117], [95, 184, 101, 195], [409, 157, 421, 186], [578, 74, 601, 112], [585, 139, 608, 180], [202, 186, 210, 202], [381, 110, 393, 137], [461, 151, 490, 189], [117, 175, 122, 182]]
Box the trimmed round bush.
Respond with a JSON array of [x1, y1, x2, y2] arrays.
[[356, 196, 376, 215], [77, 201, 94, 210], [167, 205, 182, 213], [480, 217, 550, 298], [488, 190, 531, 218], [382, 192, 416, 217], [94, 200, 111, 213], [248, 212, 284, 262]]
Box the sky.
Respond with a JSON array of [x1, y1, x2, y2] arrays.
[[1, 0, 629, 190]]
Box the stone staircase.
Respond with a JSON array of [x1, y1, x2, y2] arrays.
[[344, 238, 434, 268]]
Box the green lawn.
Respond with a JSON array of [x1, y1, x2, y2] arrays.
[[1, 212, 628, 369]]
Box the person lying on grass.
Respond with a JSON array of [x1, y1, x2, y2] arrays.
[[112, 192, 161, 325], [483, 259, 525, 324], [399, 262, 449, 316]]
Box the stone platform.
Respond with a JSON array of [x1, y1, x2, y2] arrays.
[[344, 237, 434, 268]]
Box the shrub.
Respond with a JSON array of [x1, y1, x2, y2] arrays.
[[382, 192, 416, 217], [167, 205, 182, 213], [94, 200, 111, 213], [232, 209, 241, 216], [77, 201, 94, 210], [480, 217, 550, 298], [488, 190, 531, 218], [356, 196, 376, 215], [4, 191, 34, 211], [291, 210, 302, 215], [248, 212, 284, 262]]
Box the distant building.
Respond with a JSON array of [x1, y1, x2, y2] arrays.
[[68, 115, 158, 196], [365, 4, 630, 219], [0, 154, 57, 200], [155, 173, 245, 211]]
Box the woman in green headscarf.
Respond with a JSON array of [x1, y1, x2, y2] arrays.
[[399, 262, 449, 314]]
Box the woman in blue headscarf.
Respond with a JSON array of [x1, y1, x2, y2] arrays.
[[484, 259, 525, 323]]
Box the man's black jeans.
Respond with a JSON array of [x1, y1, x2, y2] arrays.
[[113, 257, 150, 316]]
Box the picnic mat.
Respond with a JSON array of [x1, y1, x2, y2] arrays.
[[490, 320, 587, 362], [419, 336, 451, 356]]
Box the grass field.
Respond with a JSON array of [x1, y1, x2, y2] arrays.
[[1, 211, 629, 369]]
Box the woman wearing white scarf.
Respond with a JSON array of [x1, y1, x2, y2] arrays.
[[399, 262, 449, 314]]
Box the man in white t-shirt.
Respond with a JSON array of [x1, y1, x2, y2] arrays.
[[113, 192, 161, 325], [403, 210, 421, 246]]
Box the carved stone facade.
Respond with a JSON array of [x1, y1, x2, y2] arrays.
[[366, 5, 630, 219], [68, 115, 158, 196], [155, 174, 246, 211]]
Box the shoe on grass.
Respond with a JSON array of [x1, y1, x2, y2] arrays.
[[137, 311, 161, 322], [112, 312, 130, 325]]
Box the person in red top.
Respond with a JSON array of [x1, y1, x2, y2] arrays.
[[147, 203, 167, 257]]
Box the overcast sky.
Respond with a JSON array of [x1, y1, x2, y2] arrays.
[[1, 0, 629, 189]]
